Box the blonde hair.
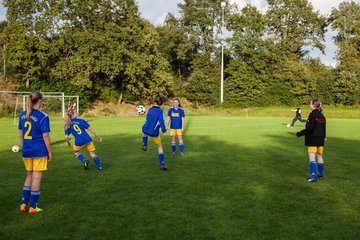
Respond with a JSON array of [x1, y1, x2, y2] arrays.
[[26, 91, 43, 119], [65, 108, 76, 130]]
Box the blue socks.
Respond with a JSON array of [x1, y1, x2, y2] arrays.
[[92, 156, 102, 169], [142, 135, 148, 147], [158, 152, 165, 166], [179, 142, 184, 153], [318, 163, 324, 177], [310, 161, 317, 178], [29, 190, 41, 209], [21, 186, 31, 205], [76, 153, 86, 163], [172, 142, 184, 153]]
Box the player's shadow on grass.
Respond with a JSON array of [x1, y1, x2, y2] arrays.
[[2, 132, 360, 239]]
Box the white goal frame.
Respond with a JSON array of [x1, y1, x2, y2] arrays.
[[0, 91, 79, 124]]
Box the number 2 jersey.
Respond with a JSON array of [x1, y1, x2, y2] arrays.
[[65, 118, 92, 147], [18, 109, 50, 158]]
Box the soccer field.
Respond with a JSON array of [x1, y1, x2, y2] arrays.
[[1, 116, 360, 239]]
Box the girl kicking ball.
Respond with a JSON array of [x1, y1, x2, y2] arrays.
[[19, 91, 52, 213], [296, 99, 326, 182], [167, 98, 185, 156], [288, 106, 307, 127], [65, 106, 103, 170], [141, 95, 168, 171]]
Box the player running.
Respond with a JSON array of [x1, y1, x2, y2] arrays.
[[65, 106, 103, 170], [141, 95, 168, 171], [167, 98, 185, 156], [289, 106, 307, 127], [296, 99, 326, 182], [19, 91, 52, 213]]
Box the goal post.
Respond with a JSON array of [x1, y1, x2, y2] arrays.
[[0, 91, 79, 123]]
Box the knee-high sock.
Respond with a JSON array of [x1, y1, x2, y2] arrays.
[[179, 142, 184, 153], [142, 135, 148, 147], [21, 186, 31, 205], [76, 153, 86, 163], [172, 143, 176, 153], [318, 163, 324, 176], [92, 155, 102, 169], [158, 152, 165, 166], [29, 190, 41, 209], [310, 161, 317, 178]]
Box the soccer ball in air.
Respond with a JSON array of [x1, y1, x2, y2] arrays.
[[136, 105, 146, 115], [287, 124, 291, 128], [12, 145, 20, 153]]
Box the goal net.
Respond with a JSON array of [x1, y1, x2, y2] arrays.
[[0, 91, 79, 124]]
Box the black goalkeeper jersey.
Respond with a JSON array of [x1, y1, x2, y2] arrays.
[[297, 109, 326, 146]]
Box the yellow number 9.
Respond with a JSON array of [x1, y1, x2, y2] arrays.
[[73, 124, 82, 135], [24, 121, 33, 140]]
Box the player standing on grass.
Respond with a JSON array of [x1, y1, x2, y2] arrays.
[[289, 106, 307, 127], [65, 106, 103, 170], [167, 98, 185, 157], [296, 99, 326, 182], [141, 95, 168, 171], [19, 91, 52, 213]]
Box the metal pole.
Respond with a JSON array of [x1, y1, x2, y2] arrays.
[[220, 2, 226, 104], [76, 96, 79, 115], [3, 44, 5, 79]]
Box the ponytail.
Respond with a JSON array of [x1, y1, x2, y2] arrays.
[[65, 108, 75, 130], [26, 91, 42, 119]]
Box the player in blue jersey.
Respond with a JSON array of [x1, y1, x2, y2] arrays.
[[65, 106, 103, 170], [167, 98, 185, 156], [18, 91, 52, 214], [141, 95, 168, 171]]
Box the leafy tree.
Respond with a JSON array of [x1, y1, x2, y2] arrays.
[[157, 14, 193, 81], [225, 4, 274, 107], [330, 1, 360, 104], [267, 0, 327, 58]]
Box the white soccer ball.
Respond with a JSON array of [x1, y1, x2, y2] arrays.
[[12, 145, 20, 153], [287, 124, 291, 128], [136, 105, 146, 115]]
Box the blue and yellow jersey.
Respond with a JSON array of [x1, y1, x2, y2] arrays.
[[18, 109, 50, 158], [65, 118, 92, 147], [142, 106, 166, 137], [168, 107, 185, 129]]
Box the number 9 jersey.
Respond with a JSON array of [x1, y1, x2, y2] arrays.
[[18, 109, 50, 158], [65, 118, 92, 147]]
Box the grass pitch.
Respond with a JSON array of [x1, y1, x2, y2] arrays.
[[1, 115, 360, 239]]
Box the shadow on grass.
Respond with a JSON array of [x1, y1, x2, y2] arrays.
[[1, 130, 360, 240]]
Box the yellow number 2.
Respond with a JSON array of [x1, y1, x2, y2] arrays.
[[73, 124, 82, 135], [24, 121, 33, 140]]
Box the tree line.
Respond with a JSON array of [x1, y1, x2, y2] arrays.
[[1, 0, 360, 108]]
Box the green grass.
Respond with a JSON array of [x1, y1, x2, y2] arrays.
[[1, 116, 360, 239]]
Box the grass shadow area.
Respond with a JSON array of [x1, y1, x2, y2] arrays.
[[0, 118, 360, 239]]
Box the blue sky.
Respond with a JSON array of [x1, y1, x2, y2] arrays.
[[1, 0, 359, 66]]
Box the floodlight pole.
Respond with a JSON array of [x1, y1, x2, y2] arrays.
[[3, 44, 6, 79], [220, 2, 226, 104]]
